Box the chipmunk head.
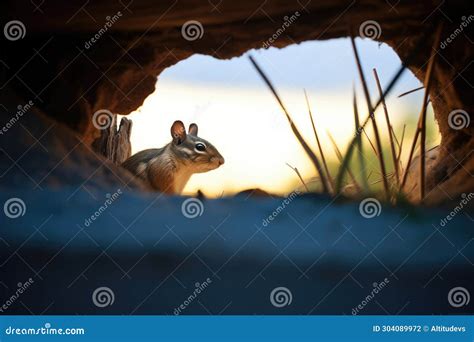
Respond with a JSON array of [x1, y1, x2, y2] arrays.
[[169, 120, 225, 173]]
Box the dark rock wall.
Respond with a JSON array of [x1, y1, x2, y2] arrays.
[[0, 87, 145, 192]]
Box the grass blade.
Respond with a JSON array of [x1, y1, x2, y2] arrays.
[[400, 24, 443, 200], [327, 131, 361, 193], [362, 127, 378, 156], [304, 89, 334, 193], [397, 86, 424, 98], [373, 68, 400, 187], [353, 87, 369, 191], [419, 24, 443, 201], [350, 36, 390, 200], [400, 125, 421, 189], [335, 26, 432, 196], [286, 163, 309, 192], [248, 55, 330, 194], [396, 124, 406, 170]]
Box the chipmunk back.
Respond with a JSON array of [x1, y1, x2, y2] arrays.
[[122, 120, 224, 194]]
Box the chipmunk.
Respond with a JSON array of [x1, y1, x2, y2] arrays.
[[122, 120, 224, 194]]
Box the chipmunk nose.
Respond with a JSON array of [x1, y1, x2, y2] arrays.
[[211, 156, 224, 166]]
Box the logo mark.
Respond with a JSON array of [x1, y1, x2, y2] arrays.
[[448, 287, 470, 308], [270, 287, 292, 308], [3, 198, 26, 218], [448, 109, 470, 130], [92, 109, 114, 130], [359, 197, 382, 218], [92, 286, 115, 308], [181, 198, 204, 219], [4, 20, 26, 41], [359, 20, 382, 40], [181, 20, 204, 41]]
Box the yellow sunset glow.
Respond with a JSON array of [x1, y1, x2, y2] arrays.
[[122, 79, 439, 197]]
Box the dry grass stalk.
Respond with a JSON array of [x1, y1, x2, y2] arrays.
[[373, 68, 400, 186], [401, 124, 421, 188], [397, 86, 424, 98], [286, 163, 310, 192], [396, 124, 406, 170], [304, 89, 334, 193], [327, 131, 361, 193], [350, 36, 390, 200], [419, 24, 443, 201], [248, 55, 331, 194], [400, 24, 443, 201], [336, 25, 430, 195], [391, 125, 401, 150], [362, 127, 378, 156], [353, 87, 369, 191]]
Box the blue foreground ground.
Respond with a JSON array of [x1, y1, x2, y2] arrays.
[[0, 189, 472, 315]]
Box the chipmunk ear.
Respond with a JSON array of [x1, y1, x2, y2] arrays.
[[170, 120, 186, 144], [188, 123, 198, 136]]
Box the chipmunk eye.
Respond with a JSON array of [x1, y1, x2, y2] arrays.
[[195, 143, 206, 151]]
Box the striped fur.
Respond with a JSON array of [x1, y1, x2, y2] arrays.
[[122, 122, 224, 194]]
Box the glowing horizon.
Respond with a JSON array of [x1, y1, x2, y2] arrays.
[[122, 81, 439, 197], [121, 40, 440, 197]]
